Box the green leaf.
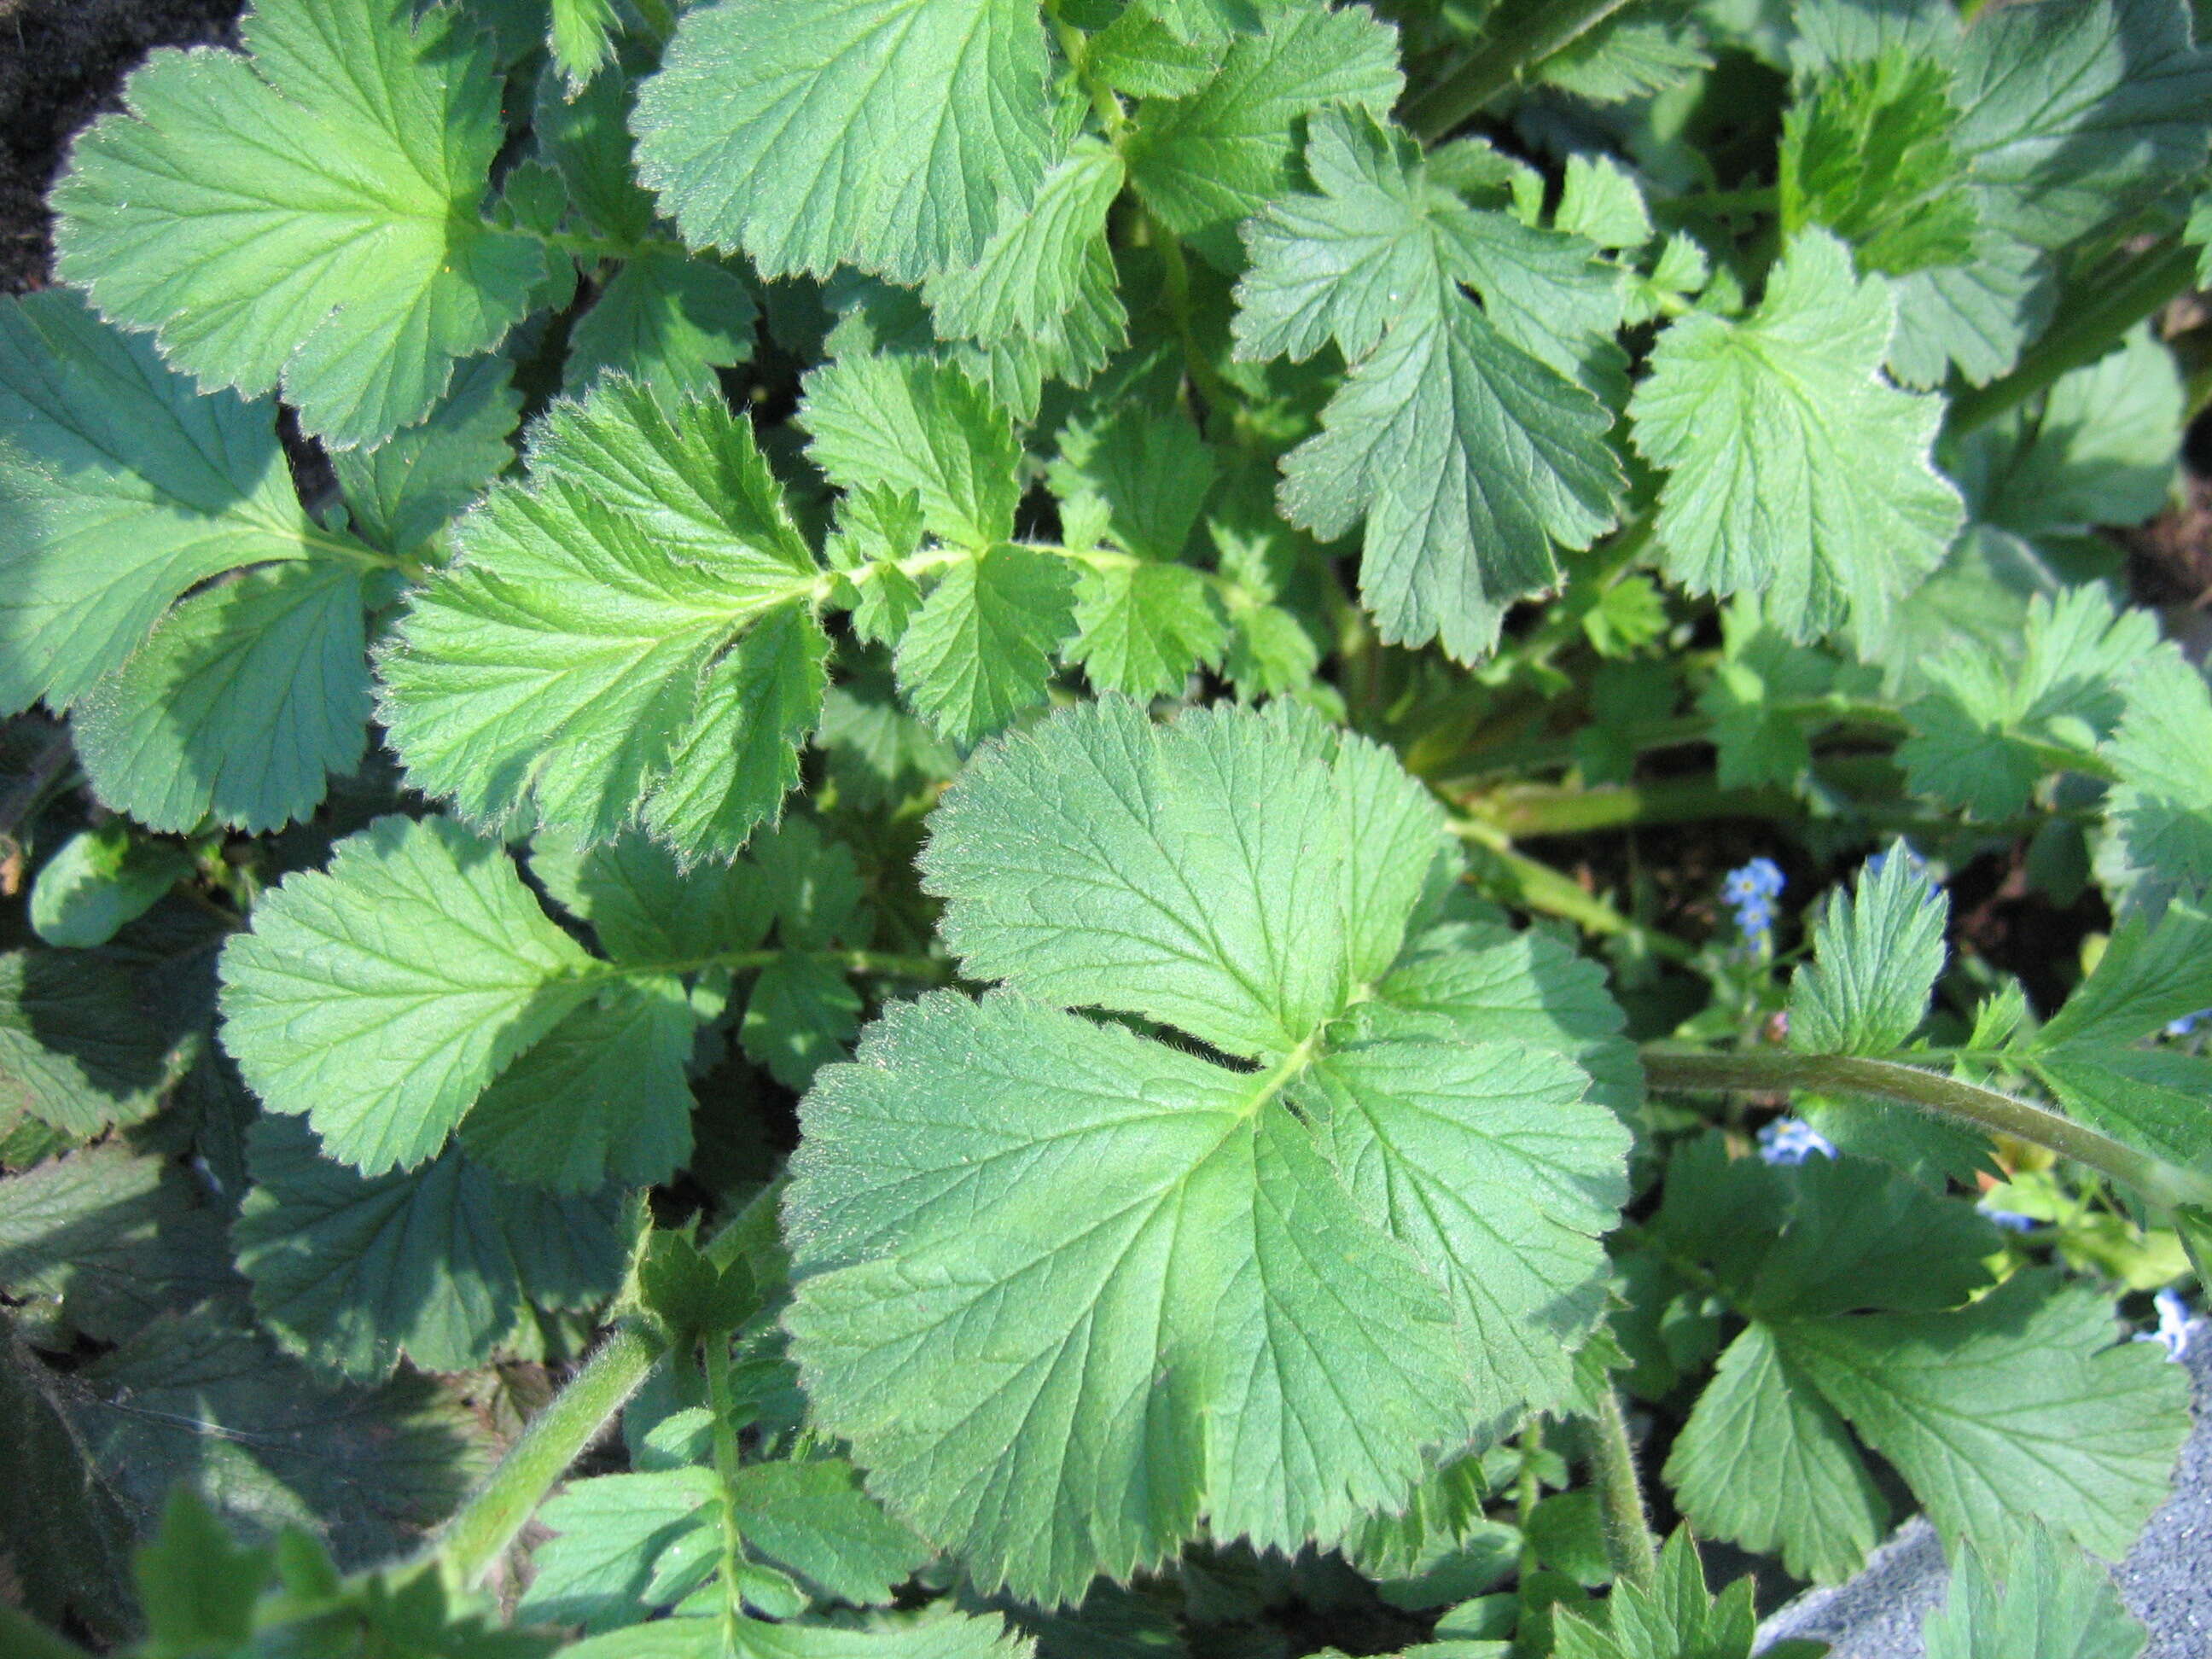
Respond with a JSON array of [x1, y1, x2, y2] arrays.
[[787, 699, 1628, 1603], [133, 1491, 273, 1656], [565, 1606, 1033, 1659], [1087, 6, 1225, 99], [2032, 1045, 2212, 1169], [28, 825, 191, 949], [460, 977, 698, 1190], [0, 951, 187, 1141], [1552, 154, 1652, 252], [1535, 7, 1712, 103], [550, 0, 622, 89], [1780, 1270, 2191, 1561], [1297, 1037, 1629, 1444], [2104, 649, 2212, 899], [218, 815, 597, 1174], [727, 1458, 935, 1606], [802, 355, 1022, 551], [1551, 1529, 1757, 1659], [632, 0, 1057, 282], [752, 818, 865, 951], [73, 561, 372, 835], [1922, 1525, 2148, 1659], [1884, 231, 2051, 389], [0, 288, 335, 713], [380, 380, 822, 856], [1243, 110, 1622, 663], [331, 356, 521, 558], [643, 602, 833, 862], [0, 1330, 139, 1643], [1125, 0, 1403, 265], [1956, 329, 2184, 539], [1049, 405, 1216, 563], [0, 1143, 238, 1348], [1629, 230, 1964, 647], [922, 698, 1436, 1057], [233, 1115, 629, 1380], [531, 831, 769, 966], [72, 1307, 493, 1564], [742, 954, 864, 1091], [1359, 917, 1642, 1119], [2034, 899, 2212, 1051], [1065, 562, 1225, 700], [0, 287, 384, 833], [893, 546, 1076, 742], [1665, 1321, 1889, 1584], [1951, 0, 2212, 250], [50, 0, 545, 447], [519, 1467, 719, 1631], [1695, 601, 1854, 790], [536, 61, 657, 245], [567, 249, 761, 405], [1789, 846, 1948, 1057], [1899, 586, 2156, 819], [1740, 1155, 1999, 1321], [1778, 50, 1979, 276], [924, 139, 1129, 373]]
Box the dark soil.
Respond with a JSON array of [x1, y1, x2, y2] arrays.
[[0, 0, 244, 296]]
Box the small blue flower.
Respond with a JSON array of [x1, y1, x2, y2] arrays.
[[2166, 1010, 2209, 1039], [2134, 1289, 2192, 1362], [1757, 1117, 1835, 1166], [1978, 1205, 2040, 1233], [1723, 859, 1784, 946]]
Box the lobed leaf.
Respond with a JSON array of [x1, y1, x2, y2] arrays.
[[786, 699, 1629, 1603], [1629, 230, 1963, 647], [381, 379, 823, 858], [633, 0, 1057, 283], [51, 0, 544, 447]]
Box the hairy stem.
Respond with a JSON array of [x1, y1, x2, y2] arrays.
[[1640, 1046, 2212, 1211], [427, 1186, 785, 1588], [428, 1319, 663, 1589], [1406, 0, 1642, 140], [1587, 1387, 1657, 1590], [1947, 241, 2197, 436], [703, 1333, 749, 1640]]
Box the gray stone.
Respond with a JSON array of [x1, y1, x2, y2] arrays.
[[1755, 1322, 2211, 1656]]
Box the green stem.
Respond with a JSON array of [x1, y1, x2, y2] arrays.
[[1452, 814, 1695, 963], [703, 1333, 749, 1640], [1639, 1046, 2212, 1211], [1045, 0, 1128, 140], [567, 946, 947, 989], [1406, 0, 1643, 140], [1947, 242, 2198, 437], [425, 1186, 785, 1588], [1151, 218, 1234, 423], [1515, 1416, 1545, 1580], [1587, 1388, 1657, 1591], [1660, 184, 1779, 220], [428, 1319, 663, 1588]]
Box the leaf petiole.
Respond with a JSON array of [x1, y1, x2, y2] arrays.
[[1640, 1045, 2212, 1214]]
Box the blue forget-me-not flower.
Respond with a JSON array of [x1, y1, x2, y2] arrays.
[[1757, 1117, 1835, 1166], [1723, 858, 1784, 948]]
